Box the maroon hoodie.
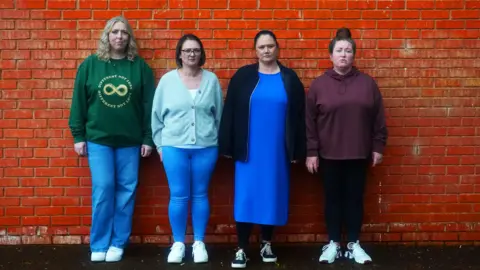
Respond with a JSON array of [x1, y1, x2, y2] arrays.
[[306, 67, 387, 159]]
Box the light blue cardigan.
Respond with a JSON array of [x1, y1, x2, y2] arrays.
[[151, 69, 223, 151]]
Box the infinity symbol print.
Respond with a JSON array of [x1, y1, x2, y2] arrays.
[[103, 83, 128, 97]]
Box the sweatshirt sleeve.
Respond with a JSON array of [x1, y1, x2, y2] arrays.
[[68, 58, 89, 143], [151, 76, 165, 151], [142, 61, 155, 147], [372, 81, 388, 154], [305, 80, 320, 157]]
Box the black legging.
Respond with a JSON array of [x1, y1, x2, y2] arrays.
[[236, 222, 274, 249], [320, 158, 368, 243]]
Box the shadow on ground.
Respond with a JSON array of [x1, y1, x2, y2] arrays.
[[0, 244, 478, 270]]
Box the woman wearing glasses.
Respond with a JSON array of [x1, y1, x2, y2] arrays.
[[151, 34, 223, 264]]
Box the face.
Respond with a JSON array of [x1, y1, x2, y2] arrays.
[[330, 40, 354, 70], [108, 21, 129, 53], [255, 35, 278, 64], [180, 39, 202, 67]]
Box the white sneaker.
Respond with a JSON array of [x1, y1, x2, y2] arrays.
[[192, 241, 208, 263], [260, 242, 277, 263], [231, 248, 247, 268], [105, 246, 123, 262], [345, 241, 372, 264], [319, 240, 341, 264], [167, 242, 185, 263], [90, 251, 106, 262]]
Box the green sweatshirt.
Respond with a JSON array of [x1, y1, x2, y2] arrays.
[[68, 54, 155, 147]]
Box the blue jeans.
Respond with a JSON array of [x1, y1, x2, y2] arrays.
[[87, 142, 140, 252], [161, 146, 218, 242]]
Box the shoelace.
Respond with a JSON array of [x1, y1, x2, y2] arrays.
[[322, 242, 338, 253], [235, 249, 245, 260], [261, 242, 274, 255], [171, 242, 184, 251], [350, 242, 369, 258]]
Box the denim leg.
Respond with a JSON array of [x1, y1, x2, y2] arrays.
[[87, 142, 115, 252], [110, 145, 140, 249], [190, 147, 218, 241], [162, 146, 191, 243]]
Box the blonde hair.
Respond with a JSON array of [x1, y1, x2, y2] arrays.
[[96, 16, 138, 61]]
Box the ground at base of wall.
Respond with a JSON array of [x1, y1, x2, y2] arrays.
[[0, 244, 477, 270]]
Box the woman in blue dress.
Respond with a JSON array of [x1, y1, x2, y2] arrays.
[[219, 30, 306, 268]]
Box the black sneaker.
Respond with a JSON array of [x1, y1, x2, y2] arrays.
[[260, 242, 277, 263], [231, 248, 247, 268]]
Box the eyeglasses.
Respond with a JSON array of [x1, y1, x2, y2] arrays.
[[181, 48, 201, 55]]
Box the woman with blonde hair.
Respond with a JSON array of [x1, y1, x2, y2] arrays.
[[68, 16, 155, 262]]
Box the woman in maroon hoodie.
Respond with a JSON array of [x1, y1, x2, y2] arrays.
[[305, 28, 387, 265]]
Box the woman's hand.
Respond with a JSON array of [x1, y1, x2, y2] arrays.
[[305, 156, 319, 174], [74, 142, 87, 156], [141, 145, 152, 157]]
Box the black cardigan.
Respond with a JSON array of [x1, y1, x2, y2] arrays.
[[218, 62, 306, 162]]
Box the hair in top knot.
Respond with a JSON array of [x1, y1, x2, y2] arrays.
[[335, 27, 351, 39], [328, 27, 356, 55]]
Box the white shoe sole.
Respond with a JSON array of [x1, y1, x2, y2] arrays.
[[167, 257, 184, 264], [194, 257, 208, 263], [262, 257, 277, 263], [231, 262, 246, 268]]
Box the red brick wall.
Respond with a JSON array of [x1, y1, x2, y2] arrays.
[[1, 0, 479, 245]]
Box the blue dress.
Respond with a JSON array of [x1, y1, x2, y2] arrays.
[[234, 72, 289, 226]]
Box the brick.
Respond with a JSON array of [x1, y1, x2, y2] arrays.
[[199, 0, 227, 8], [47, 20, 77, 29], [4, 146, 33, 158], [0, 41, 15, 50], [259, 0, 287, 8], [0, 236, 21, 245], [21, 158, 49, 167], [31, 10, 61, 19], [0, 31, 30, 39], [60, 32, 88, 42], [51, 178, 79, 186], [183, 10, 212, 19], [79, 0, 108, 8], [21, 236, 52, 245], [22, 217, 51, 226], [0, 21, 14, 29], [32, 51, 62, 59], [48, 0, 76, 8], [63, 11, 92, 19], [228, 0, 256, 8], [0, 1, 14, 8], [32, 70, 62, 79], [21, 198, 51, 206], [138, 20, 167, 29], [198, 20, 227, 29], [5, 187, 34, 196], [213, 10, 242, 19], [6, 207, 34, 216], [153, 10, 182, 19], [243, 10, 272, 19], [17, 0, 46, 9], [52, 236, 82, 244], [65, 206, 91, 215], [52, 217, 80, 226], [47, 40, 76, 49], [17, 60, 47, 69], [124, 10, 153, 19]]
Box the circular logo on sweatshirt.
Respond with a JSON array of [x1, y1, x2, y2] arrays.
[[97, 75, 133, 109]]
